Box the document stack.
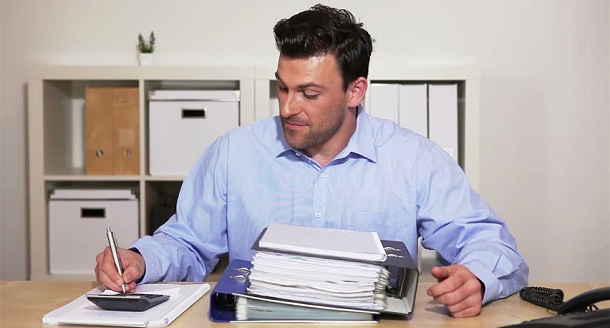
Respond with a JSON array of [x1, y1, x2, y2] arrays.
[[247, 223, 390, 311], [209, 223, 420, 322]]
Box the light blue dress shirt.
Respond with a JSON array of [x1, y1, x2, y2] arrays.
[[132, 106, 528, 304]]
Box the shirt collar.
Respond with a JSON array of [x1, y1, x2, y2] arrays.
[[274, 105, 378, 163]]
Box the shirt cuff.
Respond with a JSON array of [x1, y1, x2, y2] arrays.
[[462, 261, 497, 304], [128, 247, 146, 284]]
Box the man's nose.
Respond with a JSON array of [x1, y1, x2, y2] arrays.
[[280, 92, 297, 117]]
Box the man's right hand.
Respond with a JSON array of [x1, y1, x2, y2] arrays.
[[95, 247, 146, 293]]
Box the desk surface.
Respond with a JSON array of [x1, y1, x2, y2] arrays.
[[1, 280, 609, 327]]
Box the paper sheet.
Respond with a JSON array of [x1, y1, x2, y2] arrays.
[[42, 283, 210, 327]]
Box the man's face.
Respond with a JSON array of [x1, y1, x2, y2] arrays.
[[275, 54, 351, 154]]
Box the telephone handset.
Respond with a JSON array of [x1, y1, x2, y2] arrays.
[[557, 286, 610, 314], [520, 286, 610, 314]]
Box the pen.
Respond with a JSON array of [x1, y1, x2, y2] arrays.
[[106, 227, 126, 294]]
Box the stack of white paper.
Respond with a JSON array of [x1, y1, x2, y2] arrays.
[[50, 188, 137, 200], [248, 252, 390, 310], [235, 294, 377, 321], [248, 223, 391, 312]]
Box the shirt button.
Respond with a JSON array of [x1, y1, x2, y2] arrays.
[[315, 212, 321, 218], [320, 173, 326, 178]]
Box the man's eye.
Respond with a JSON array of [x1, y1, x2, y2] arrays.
[[303, 92, 319, 100], [277, 85, 288, 93]]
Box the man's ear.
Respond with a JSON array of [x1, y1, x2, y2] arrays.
[[346, 77, 368, 108]]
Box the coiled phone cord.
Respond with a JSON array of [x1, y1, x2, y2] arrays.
[[519, 286, 565, 311]]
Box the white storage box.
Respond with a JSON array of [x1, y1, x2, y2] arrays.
[[48, 189, 139, 275], [148, 90, 239, 176]]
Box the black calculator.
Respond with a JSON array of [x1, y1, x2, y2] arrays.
[[86, 293, 170, 312]]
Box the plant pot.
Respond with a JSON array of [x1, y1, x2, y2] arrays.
[[138, 53, 154, 66]]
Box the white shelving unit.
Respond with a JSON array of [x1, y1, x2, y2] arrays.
[[28, 65, 256, 281], [28, 65, 479, 281]]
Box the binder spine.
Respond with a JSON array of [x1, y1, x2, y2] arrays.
[[209, 259, 252, 322]]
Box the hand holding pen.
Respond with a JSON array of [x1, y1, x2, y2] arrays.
[[106, 227, 126, 293], [94, 227, 146, 293]]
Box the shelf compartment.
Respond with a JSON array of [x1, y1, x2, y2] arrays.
[[42, 80, 139, 176], [144, 181, 182, 235]]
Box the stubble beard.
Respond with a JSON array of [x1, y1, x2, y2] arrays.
[[282, 103, 345, 152]]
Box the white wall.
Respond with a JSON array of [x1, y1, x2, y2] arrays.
[[0, 0, 4, 279], [1, 0, 609, 282]]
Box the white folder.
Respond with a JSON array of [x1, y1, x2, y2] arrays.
[[368, 83, 399, 124], [428, 84, 458, 162], [398, 84, 428, 137]]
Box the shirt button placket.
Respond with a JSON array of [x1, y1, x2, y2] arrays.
[[312, 171, 328, 222]]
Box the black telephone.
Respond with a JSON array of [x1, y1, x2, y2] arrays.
[[520, 286, 610, 314], [557, 287, 610, 314], [502, 286, 610, 327]]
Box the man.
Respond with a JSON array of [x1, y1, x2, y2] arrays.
[[96, 4, 528, 318]]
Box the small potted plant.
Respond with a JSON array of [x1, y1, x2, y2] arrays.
[[137, 31, 155, 65]]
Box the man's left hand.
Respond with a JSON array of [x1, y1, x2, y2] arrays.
[[426, 264, 483, 318]]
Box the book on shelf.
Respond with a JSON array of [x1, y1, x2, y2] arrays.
[[210, 224, 419, 322], [43, 283, 210, 327]]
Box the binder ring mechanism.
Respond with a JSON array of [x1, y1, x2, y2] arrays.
[[229, 267, 251, 281], [384, 246, 405, 258]]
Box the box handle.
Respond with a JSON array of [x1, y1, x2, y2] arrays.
[[181, 108, 206, 119], [81, 208, 105, 219]]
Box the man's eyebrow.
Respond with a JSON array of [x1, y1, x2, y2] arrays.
[[274, 72, 326, 90]]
